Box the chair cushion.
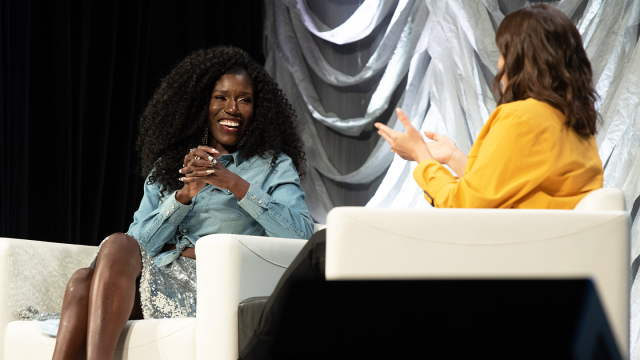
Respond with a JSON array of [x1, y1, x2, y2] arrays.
[[238, 296, 269, 353], [4, 318, 196, 360]]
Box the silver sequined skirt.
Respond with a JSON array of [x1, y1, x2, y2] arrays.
[[88, 237, 197, 319]]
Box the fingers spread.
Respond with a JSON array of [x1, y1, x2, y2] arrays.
[[377, 130, 395, 148], [395, 108, 415, 131], [375, 122, 399, 138]]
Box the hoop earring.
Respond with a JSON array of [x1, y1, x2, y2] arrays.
[[202, 124, 209, 146]]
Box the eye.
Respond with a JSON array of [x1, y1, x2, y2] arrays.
[[214, 95, 226, 100], [240, 98, 253, 103]]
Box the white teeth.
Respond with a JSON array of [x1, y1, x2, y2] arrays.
[[220, 120, 240, 127]]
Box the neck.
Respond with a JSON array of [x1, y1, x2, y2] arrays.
[[208, 139, 236, 155]]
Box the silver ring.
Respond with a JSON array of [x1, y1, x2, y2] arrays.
[[211, 159, 217, 165], [194, 156, 200, 160]]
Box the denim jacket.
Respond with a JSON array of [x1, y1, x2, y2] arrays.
[[126, 151, 314, 266]]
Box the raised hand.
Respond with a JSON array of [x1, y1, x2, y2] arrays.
[[423, 131, 458, 164], [424, 131, 468, 176], [374, 108, 433, 163]]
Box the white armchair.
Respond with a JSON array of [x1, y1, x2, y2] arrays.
[[0, 234, 308, 360], [1, 188, 629, 359], [325, 188, 630, 357]]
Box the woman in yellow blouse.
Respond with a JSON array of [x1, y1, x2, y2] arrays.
[[376, 5, 603, 209], [239, 5, 604, 360]]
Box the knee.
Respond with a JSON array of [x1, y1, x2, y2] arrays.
[[65, 268, 94, 298], [95, 233, 142, 274], [101, 232, 139, 254]]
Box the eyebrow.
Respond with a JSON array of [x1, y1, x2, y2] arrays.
[[212, 89, 253, 96]]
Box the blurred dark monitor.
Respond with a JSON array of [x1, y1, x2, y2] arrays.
[[272, 279, 621, 360]]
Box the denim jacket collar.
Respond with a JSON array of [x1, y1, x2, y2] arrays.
[[219, 150, 245, 167]]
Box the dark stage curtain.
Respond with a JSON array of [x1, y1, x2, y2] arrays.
[[0, 0, 265, 245]]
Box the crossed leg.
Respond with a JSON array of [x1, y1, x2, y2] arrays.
[[52, 232, 143, 360]]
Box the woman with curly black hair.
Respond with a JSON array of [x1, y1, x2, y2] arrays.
[[51, 46, 314, 360]]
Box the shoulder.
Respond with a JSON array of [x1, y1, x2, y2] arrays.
[[243, 152, 297, 173], [244, 153, 301, 189], [143, 173, 161, 191], [491, 98, 565, 133], [272, 153, 294, 168], [268, 153, 300, 180], [269, 153, 297, 176]]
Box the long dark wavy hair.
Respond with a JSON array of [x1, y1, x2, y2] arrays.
[[137, 46, 306, 197], [493, 4, 598, 138]]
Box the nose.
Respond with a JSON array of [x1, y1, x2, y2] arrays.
[[224, 100, 240, 115]]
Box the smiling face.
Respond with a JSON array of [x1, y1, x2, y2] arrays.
[[207, 72, 254, 154]]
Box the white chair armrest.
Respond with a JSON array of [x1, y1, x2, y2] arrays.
[[325, 207, 630, 357], [195, 234, 307, 360], [0, 238, 97, 358]]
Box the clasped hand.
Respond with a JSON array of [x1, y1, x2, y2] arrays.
[[176, 146, 250, 204]]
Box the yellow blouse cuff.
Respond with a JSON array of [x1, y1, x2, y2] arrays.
[[413, 159, 458, 206]]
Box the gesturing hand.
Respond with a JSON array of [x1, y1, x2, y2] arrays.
[[179, 146, 250, 200], [424, 131, 458, 165], [423, 131, 468, 176], [374, 108, 433, 163]]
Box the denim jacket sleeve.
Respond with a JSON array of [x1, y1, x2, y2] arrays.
[[126, 177, 193, 257], [237, 155, 314, 239]]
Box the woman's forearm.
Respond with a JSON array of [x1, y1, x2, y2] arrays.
[[161, 244, 196, 259], [175, 189, 195, 205], [227, 177, 250, 200], [448, 149, 468, 177]]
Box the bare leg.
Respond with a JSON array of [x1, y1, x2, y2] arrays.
[[52, 268, 94, 360], [86, 233, 143, 360], [52, 233, 143, 360]]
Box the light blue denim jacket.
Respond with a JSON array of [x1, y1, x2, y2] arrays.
[[126, 151, 314, 266]]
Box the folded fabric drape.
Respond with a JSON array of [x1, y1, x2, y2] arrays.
[[265, 0, 429, 220], [270, 0, 427, 136], [292, 0, 414, 86], [294, 0, 396, 44]]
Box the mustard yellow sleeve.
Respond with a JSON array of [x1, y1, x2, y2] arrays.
[[413, 111, 552, 208]]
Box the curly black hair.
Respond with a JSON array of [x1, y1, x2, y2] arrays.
[[137, 46, 306, 197]]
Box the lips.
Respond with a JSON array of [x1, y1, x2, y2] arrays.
[[218, 119, 242, 132]]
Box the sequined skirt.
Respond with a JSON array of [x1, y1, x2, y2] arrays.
[[88, 237, 197, 319]]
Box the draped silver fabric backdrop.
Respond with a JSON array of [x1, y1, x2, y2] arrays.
[[264, 0, 640, 355]]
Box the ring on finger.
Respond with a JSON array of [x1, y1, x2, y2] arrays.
[[206, 169, 215, 174], [195, 156, 200, 160], [209, 158, 217, 165]]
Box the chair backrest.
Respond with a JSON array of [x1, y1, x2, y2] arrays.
[[325, 205, 630, 356], [574, 187, 625, 211]]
